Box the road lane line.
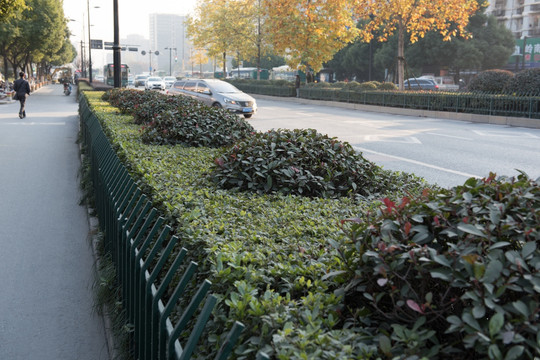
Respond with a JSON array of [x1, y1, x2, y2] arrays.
[[353, 145, 482, 179], [425, 132, 473, 141]]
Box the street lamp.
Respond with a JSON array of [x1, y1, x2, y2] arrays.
[[141, 50, 159, 74], [165, 47, 177, 76], [113, 0, 121, 87], [87, 1, 100, 83]]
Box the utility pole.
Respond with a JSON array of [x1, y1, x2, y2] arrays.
[[165, 47, 177, 76], [113, 0, 121, 87]]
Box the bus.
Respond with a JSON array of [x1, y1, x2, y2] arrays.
[[229, 67, 269, 80], [104, 63, 130, 86]]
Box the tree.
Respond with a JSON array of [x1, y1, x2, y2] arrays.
[[0, 0, 26, 22], [0, 0, 68, 79], [262, 0, 359, 73], [353, 0, 480, 90], [404, 10, 514, 82], [188, 0, 248, 77]]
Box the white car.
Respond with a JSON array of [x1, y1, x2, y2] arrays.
[[163, 76, 176, 88], [145, 76, 165, 90]]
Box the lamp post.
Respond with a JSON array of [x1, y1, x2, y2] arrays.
[[87, 1, 100, 83], [165, 47, 177, 76], [141, 50, 159, 74], [113, 0, 121, 87]]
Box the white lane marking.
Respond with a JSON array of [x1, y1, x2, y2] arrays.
[[473, 130, 540, 138], [425, 132, 473, 141], [364, 135, 421, 144], [353, 145, 482, 179], [1, 122, 66, 126]]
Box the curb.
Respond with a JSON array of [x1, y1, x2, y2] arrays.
[[80, 140, 117, 360]]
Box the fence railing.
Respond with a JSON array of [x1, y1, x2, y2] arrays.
[[231, 82, 540, 119], [79, 95, 244, 360]]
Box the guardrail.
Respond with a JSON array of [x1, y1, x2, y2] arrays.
[[79, 94, 244, 360], [230, 82, 540, 119]]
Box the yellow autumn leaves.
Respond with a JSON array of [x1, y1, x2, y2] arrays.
[[188, 0, 481, 77]]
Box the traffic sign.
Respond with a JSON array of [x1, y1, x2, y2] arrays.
[[90, 39, 103, 49]]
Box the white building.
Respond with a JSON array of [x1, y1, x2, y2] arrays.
[[485, 0, 540, 38], [149, 13, 191, 76]]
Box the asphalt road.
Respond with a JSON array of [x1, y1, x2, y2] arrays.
[[250, 97, 540, 188], [0, 85, 109, 359]]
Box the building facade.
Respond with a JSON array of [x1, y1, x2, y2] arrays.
[[486, 0, 540, 38], [149, 13, 191, 76]]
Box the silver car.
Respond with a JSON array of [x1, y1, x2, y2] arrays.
[[168, 79, 257, 118]]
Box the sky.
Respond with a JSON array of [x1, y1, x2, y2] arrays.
[[63, 0, 198, 42]]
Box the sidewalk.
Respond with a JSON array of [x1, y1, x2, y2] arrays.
[[0, 84, 109, 359]]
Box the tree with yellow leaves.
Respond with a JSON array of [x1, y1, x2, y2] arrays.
[[262, 0, 359, 74], [188, 0, 248, 77], [353, 0, 480, 90]]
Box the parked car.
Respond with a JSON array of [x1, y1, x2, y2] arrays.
[[168, 78, 257, 118], [145, 76, 165, 91], [163, 76, 176, 88], [134, 74, 148, 87], [403, 78, 439, 91]]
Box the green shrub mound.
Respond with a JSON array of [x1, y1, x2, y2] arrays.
[[503, 68, 540, 95], [212, 128, 381, 198], [102, 88, 253, 148], [468, 69, 514, 93], [140, 104, 255, 148], [334, 173, 540, 359]]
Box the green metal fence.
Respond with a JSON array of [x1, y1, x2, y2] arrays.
[[230, 82, 540, 119], [79, 95, 244, 360]]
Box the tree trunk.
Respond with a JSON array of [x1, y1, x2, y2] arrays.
[[222, 51, 226, 78], [256, 3, 261, 80], [397, 18, 405, 91]]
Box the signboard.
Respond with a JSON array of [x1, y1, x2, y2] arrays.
[[90, 39, 103, 49], [508, 37, 540, 69]]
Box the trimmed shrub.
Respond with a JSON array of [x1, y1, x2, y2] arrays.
[[140, 103, 254, 148], [211, 128, 380, 198], [503, 68, 540, 95], [334, 173, 540, 359], [378, 82, 398, 91], [468, 69, 514, 93]]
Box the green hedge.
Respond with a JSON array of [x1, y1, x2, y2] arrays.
[[86, 90, 539, 359], [228, 79, 540, 119], [85, 91, 431, 359]]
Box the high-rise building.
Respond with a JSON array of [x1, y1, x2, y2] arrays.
[[149, 13, 191, 75], [485, 0, 540, 38]]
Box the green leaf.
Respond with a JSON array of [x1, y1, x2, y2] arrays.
[[488, 344, 503, 360], [512, 300, 530, 318], [521, 241, 536, 259], [489, 312, 504, 337], [473, 304, 486, 319], [457, 223, 486, 238], [433, 254, 452, 267], [503, 345, 524, 360], [488, 242, 511, 251], [482, 259, 503, 283], [430, 269, 452, 281], [379, 335, 392, 355]]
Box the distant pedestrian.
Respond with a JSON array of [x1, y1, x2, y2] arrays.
[[295, 74, 301, 98], [13, 71, 31, 119]]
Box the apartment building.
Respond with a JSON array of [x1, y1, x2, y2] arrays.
[[486, 0, 540, 68]]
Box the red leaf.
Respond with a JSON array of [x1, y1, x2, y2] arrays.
[[404, 221, 412, 236], [407, 300, 424, 314], [383, 198, 395, 213], [399, 197, 410, 209]]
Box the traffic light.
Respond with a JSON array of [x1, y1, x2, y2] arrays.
[[174, 56, 178, 62]]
